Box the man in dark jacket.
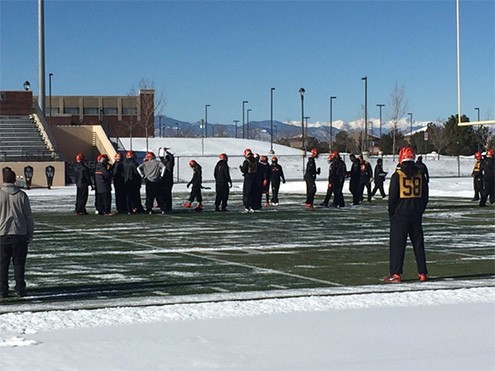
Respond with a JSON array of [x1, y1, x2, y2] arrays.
[[471, 151, 483, 201], [0, 169, 34, 298], [123, 150, 144, 214], [73, 153, 93, 215], [159, 147, 175, 212], [348, 154, 361, 205], [270, 156, 285, 205], [113, 152, 127, 213], [240, 148, 258, 213], [385, 146, 429, 283], [371, 158, 387, 199], [304, 148, 321, 208], [322, 150, 346, 207], [214, 153, 232, 211], [415, 156, 429, 183], [94, 154, 113, 215], [258, 155, 271, 207], [184, 159, 203, 211], [358, 155, 373, 202], [479, 148, 495, 207]]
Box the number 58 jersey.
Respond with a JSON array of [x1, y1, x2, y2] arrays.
[[388, 162, 429, 219]]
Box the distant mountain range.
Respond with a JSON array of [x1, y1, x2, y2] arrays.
[[155, 116, 433, 142]]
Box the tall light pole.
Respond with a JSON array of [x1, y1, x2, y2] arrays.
[[304, 116, 310, 147], [175, 122, 179, 137], [329, 96, 337, 151], [270, 87, 275, 154], [361, 76, 368, 153], [247, 108, 252, 140], [205, 104, 210, 138], [299, 88, 305, 152], [474, 107, 480, 122], [158, 115, 163, 137], [408, 112, 413, 137], [274, 124, 277, 142], [242, 100, 248, 139], [48, 72, 53, 124], [234, 120, 239, 138], [38, 0, 46, 113], [377, 104, 385, 139]]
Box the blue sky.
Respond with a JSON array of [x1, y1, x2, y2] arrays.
[[1, 0, 494, 125]]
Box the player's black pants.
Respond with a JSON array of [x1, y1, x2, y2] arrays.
[[243, 175, 257, 209], [0, 235, 28, 296], [145, 180, 165, 212], [96, 192, 112, 215], [75, 186, 89, 214], [389, 214, 427, 275], [271, 180, 281, 204], [479, 180, 495, 206], [305, 178, 317, 205], [215, 183, 229, 210], [163, 175, 174, 212], [473, 175, 483, 200]]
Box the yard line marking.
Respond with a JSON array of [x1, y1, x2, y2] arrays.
[[36, 222, 343, 287]]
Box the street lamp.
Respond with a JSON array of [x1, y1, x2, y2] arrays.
[[247, 108, 252, 140], [242, 100, 248, 139], [205, 104, 210, 138], [329, 96, 337, 151], [48, 73, 53, 124], [377, 104, 385, 139], [234, 120, 239, 138], [23, 80, 31, 91], [408, 112, 413, 137], [304, 116, 310, 146], [474, 107, 480, 122], [361, 76, 368, 153], [299, 88, 305, 152], [175, 122, 179, 137], [274, 124, 277, 142], [270, 87, 275, 154]]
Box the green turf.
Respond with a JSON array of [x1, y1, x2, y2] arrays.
[[1, 192, 494, 309]]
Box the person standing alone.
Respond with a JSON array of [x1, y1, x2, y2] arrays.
[[385, 147, 429, 283], [0, 169, 34, 298]]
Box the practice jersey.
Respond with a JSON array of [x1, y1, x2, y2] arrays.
[[397, 169, 422, 199]]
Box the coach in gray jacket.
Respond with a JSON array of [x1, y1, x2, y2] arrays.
[[0, 169, 34, 298]]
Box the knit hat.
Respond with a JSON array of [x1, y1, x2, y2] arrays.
[[3, 170, 16, 184]]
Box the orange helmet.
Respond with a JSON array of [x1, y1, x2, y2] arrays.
[[125, 150, 135, 159], [271, 156, 278, 163], [328, 150, 339, 161], [96, 154, 108, 163], [189, 159, 197, 167], [243, 148, 253, 158], [474, 151, 482, 160], [145, 151, 156, 160], [310, 148, 319, 158], [75, 153, 85, 163], [487, 149, 495, 158], [398, 146, 416, 164], [219, 153, 228, 161], [260, 155, 268, 163]]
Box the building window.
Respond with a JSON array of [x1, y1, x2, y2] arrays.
[[49, 107, 60, 115], [83, 107, 99, 115], [122, 107, 137, 115], [64, 107, 79, 114], [102, 107, 118, 115], [0, 93, 5, 101]]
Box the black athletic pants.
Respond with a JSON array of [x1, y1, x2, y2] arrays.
[[389, 214, 427, 275], [0, 235, 28, 296]]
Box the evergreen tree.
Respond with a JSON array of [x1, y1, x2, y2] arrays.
[[443, 114, 477, 155]]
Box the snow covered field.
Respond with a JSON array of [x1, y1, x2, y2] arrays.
[[1, 138, 494, 370]]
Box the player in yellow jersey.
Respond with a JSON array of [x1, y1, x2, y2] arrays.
[[384, 147, 429, 283]]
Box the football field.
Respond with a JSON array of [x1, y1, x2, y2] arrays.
[[1, 190, 494, 313]]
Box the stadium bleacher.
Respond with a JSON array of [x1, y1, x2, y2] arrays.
[[0, 115, 56, 161]]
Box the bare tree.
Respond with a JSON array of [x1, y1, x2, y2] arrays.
[[387, 82, 409, 159]]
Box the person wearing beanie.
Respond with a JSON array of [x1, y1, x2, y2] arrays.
[[0, 170, 34, 298]]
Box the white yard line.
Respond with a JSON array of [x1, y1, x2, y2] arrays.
[[36, 222, 343, 287]]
